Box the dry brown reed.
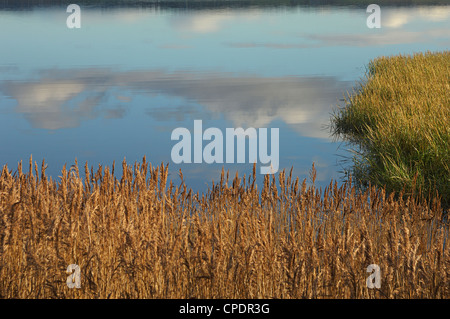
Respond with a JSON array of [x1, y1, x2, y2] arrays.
[[0, 156, 448, 298]]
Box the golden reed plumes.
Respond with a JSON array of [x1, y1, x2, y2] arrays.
[[0, 156, 448, 298]]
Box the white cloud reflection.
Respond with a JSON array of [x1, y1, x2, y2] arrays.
[[384, 6, 450, 29], [228, 27, 449, 49], [224, 6, 450, 49], [1, 68, 351, 139], [169, 10, 261, 34], [171, 13, 233, 33]]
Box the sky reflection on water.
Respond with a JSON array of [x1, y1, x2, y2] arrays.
[[0, 4, 449, 191]]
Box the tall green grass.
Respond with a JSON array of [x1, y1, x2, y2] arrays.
[[332, 51, 449, 211]]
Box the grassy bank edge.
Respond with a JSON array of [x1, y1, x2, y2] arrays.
[[331, 51, 449, 212]]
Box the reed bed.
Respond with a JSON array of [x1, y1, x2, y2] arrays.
[[331, 51, 450, 211], [0, 157, 448, 299]]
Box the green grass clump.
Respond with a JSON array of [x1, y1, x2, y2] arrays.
[[332, 51, 449, 211]]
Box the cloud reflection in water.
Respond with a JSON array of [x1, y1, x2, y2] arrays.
[[2, 68, 351, 139]]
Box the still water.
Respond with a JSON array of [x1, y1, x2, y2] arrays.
[[0, 3, 449, 191]]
